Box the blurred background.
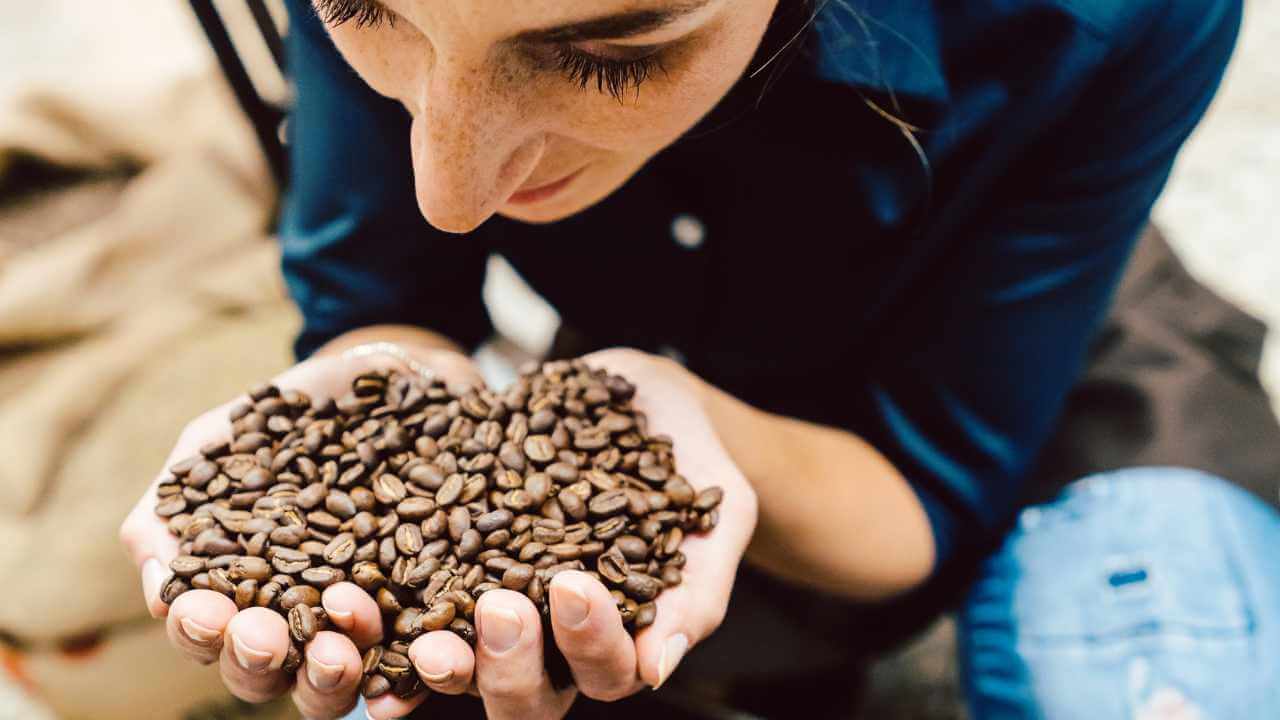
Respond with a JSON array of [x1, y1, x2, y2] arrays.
[[0, 1, 1275, 719]]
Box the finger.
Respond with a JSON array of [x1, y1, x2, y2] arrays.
[[363, 688, 427, 720], [219, 607, 293, 703], [410, 630, 475, 695], [165, 589, 238, 665], [475, 590, 574, 720], [321, 582, 384, 650], [291, 631, 363, 720], [549, 572, 642, 701]]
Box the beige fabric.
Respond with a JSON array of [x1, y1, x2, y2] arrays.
[[0, 5, 303, 718]]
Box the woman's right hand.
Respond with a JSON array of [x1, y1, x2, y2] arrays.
[[118, 345, 483, 719]]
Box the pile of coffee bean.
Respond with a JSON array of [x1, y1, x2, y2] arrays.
[[154, 359, 723, 700]]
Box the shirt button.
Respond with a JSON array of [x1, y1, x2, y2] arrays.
[[671, 214, 705, 250], [658, 345, 687, 366]]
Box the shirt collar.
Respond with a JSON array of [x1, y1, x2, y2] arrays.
[[808, 0, 948, 103]]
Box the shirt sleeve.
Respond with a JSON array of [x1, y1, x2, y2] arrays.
[[857, 0, 1242, 570], [279, 0, 493, 360]]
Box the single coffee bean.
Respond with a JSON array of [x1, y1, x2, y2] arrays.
[[235, 579, 258, 610], [301, 566, 345, 588], [160, 576, 189, 604], [501, 564, 535, 591], [362, 645, 384, 676], [622, 573, 662, 601], [693, 486, 724, 511], [353, 562, 387, 591], [474, 509, 513, 533], [523, 435, 556, 463], [395, 524, 424, 556], [447, 506, 471, 542], [588, 489, 629, 517], [229, 556, 271, 582], [282, 643, 303, 674], [323, 532, 357, 565], [417, 602, 457, 632], [271, 547, 311, 574], [362, 674, 391, 699], [169, 555, 205, 578], [278, 584, 321, 610]]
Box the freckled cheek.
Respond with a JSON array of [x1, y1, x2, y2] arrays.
[[326, 27, 424, 104], [551, 71, 729, 154]]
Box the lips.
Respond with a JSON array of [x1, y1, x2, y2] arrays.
[[505, 166, 586, 206]]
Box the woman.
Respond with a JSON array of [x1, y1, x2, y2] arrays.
[[119, 0, 1280, 717]]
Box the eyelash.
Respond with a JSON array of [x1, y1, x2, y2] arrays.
[[312, 0, 394, 28], [554, 45, 664, 102], [315, 0, 665, 102]]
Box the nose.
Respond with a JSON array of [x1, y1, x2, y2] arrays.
[[407, 57, 543, 233]]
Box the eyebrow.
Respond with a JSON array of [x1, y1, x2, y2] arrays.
[[514, 1, 713, 43]]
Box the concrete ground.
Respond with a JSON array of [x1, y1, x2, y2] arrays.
[[0, 1, 1276, 718]]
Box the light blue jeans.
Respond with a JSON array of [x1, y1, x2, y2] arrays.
[[961, 467, 1280, 719]]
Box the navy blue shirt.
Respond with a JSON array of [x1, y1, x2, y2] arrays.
[[279, 0, 1239, 579]]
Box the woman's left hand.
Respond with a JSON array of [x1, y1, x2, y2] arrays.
[[364, 349, 759, 720]]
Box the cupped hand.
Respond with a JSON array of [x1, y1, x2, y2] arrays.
[[365, 349, 757, 720], [119, 347, 482, 719]]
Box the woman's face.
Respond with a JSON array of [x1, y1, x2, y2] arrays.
[[313, 0, 779, 233]]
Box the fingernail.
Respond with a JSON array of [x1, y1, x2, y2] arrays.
[[366, 710, 399, 720], [421, 667, 454, 684], [655, 634, 688, 690], [306, 654, 346, 689], [180, 617, 221, 647], [142, 558, 168, 606], [411, 651, 455, 685], [231, 634, 275, 673], [552, 581, 590, 628], [322, 600, 353, 630], [480, 606, 523, 654]]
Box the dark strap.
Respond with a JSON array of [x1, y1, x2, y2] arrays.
[[187, 0, 289, 188]]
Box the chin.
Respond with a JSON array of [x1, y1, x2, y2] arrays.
[[497, 201, 585, 225]]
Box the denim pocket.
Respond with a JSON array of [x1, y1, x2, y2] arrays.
[[1002, 470, 1254, 644]]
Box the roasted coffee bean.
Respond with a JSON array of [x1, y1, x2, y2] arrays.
[[289, 604, 318, 644], [169, 555, 205, 578], [282, 643, 303, 674], [362, 674, 391, 699], [393, 608, 423, 638], [474, 509, 513, 533], [661, 565, 683, 587], [501, 563, 535, 591], [448, 506, 471, 542], [372, 473, 407, 505], [523, 435, 556, 463], [622, 573, 662, 601], [693, 486, 724, 511], [278, 584, 321, 610], [208, 568, 236, 595], [588, 489, 629, 517], [160, 576, 189, 604], [435, 474, 464, 507], [323, 491, 356, 520], [362, 645, 385, 676], [352, 561, 387, 591], [323, 532, 357, 565], [234, 579, 258, 610], [271, 547, 310, 574], [633, 602, 657, 629], [229, 556, 271, 582], [255, 581, 282, 608], [301, 566, 345, 588], [395, 524, 424, 556], [417, 602, 457, 632], [395, 496, 434, 521]]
